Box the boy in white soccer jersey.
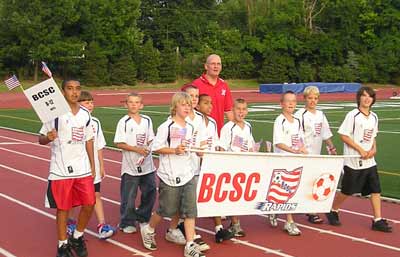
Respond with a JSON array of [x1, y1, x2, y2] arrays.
[[218, 98, 255, 238], [65, 91, 116, 238], [39, 79, 95, 257], [197, 93, 235, 243], [271, 90, 307, 236], [114, 93, 156, 234], [140, 92, 205, 257], [294, 86, 336, 224], [170, 85, 210, 251], [326, 86, 392, 232]]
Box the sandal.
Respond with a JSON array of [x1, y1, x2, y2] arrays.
[[307, 214, 324, 224]]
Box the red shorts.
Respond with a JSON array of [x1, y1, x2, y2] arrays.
[[45, 176, 95, 210]]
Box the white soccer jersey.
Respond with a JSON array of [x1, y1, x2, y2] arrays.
[[152, 119, 195, 186], [338, 108, 378, 169], [39, 107, 94, 180], [219, 121, 254, 152], [295, 108, 333, 154], [114, 114, 155, 176], [92, 116, 106, 184], [273, 114, 304, 154], [202, 116, 219, 150], [186, 110, 206, 175]]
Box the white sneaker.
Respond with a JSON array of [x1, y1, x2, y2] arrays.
[[119, 225, 137, 234], [184, 243, 205, 257], [140, 225, 157, 250], [165, 228, 186, 245], [283, 222, 301, 236], [194, 234, 210, 251]]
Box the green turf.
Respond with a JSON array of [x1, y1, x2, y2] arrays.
[[1, 101, 399, 198]]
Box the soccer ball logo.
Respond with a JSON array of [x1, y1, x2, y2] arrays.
[[312, 173, 336, 201]]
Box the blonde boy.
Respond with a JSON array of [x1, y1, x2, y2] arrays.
[[294, 86, 336, 224], [114, 93, 156, 234], [140, 92, 205, 257], [271, 91, 306, 236], [218, 98, 255, 238]]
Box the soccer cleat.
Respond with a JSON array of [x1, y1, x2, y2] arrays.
[[56, 243, 73, 257], [215, 228, 234, 243], [194, 235, 210, 251], [98, 223, 117, 239], [140, 225, 157, 250], [228, 222, 246, 237], [184, 243, 206, 257], [66, 219, 76, 237], [165, 228, 186, 245], [372, 219, 392, 233], [325, 211, 341, 226], [283, 222, 301, 236], [69, 235, 88, 257], [267, 214, 278, 227], [119, 225, 137, 234]]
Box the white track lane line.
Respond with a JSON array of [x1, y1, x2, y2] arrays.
[[0, 192, 154, 257], [1, 138, 399, 223], [0, 163, 296, 257], [0, 247, 17, 257], [1, 162, 399, 254]]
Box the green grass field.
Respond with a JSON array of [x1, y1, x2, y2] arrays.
[[1, 101, 399, 198]]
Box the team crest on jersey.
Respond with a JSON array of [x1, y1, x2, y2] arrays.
[[362, 129, 373, 143], [256, 167, 302, 212], [136, 133, 146, 146], [221, 89, 226, 96], [314, 122, 322, 136], [68, 127, 85, 144]]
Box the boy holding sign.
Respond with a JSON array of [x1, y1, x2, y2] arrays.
[[39, 79, 95, 257]]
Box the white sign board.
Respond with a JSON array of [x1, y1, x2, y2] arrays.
[[23, 78, 70, 123], [196, 152, 344, 217]]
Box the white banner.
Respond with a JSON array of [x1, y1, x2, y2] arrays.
[[23, 78, 70, 123], [196, 152, 344, 217]]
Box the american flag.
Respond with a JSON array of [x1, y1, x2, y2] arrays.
[[241, 139, 248, 152], [206, 136, 213, 150], [4, 75, 21, 90], [136, 133, 146, 146], [253, 140, 262, 152], [266, 167, 303, 204], [170, 127, 187, 140], [41, 61, 52, 78], [314, 122, 322, 135], [363, 129, 373, 142], [191, 131, 198, 146], [232, 135, 243, 148], [71, 127, 84, 141]]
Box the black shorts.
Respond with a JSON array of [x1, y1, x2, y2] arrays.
[[341, 165, 381, 196], [94, 182, 101, 193]]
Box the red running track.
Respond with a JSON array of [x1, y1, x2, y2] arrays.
[[0, 128, 399, 257], [0, 87, 398, 109]]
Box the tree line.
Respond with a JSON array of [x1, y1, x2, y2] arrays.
[[0, 0, 399, 86]]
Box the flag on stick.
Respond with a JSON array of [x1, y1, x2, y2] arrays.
[[4, 75, 21, 90], [41, 61, 52, 78]]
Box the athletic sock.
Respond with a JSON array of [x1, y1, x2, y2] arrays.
[[73, 230, 84, 239], [58, 239, 68, 248], [215, 225, 223, 232], [374, 217, 382, 222]]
